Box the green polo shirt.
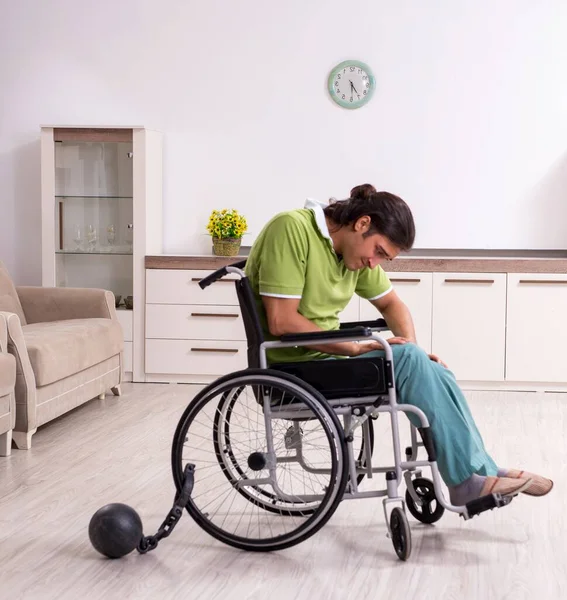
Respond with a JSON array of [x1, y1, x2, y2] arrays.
[[245, 199, 392, 363]]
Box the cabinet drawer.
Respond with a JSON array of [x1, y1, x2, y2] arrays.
[[146, 269, 239, 305], [123, 341, 132, 372], [116, 309, 133, 342], [145, 339, 248, 375], [146, 304, 246, 340]]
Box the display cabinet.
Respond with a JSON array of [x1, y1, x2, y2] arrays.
[[41, 126, 163, 382]]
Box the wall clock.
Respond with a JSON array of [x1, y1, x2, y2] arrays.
[[328, 60, 375, 109]]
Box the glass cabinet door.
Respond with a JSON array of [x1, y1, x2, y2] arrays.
[[54, 140, 134, 301]]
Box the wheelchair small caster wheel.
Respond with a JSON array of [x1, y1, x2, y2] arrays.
[[405, 477, 445, 525], [390, 507, 411, 561]]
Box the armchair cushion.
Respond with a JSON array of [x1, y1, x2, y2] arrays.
[[23, 318, 123, 386], [0, 352, 16, 397], [0, 262, 27, 325], [16, 286, 115, 324]]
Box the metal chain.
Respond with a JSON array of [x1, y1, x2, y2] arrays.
[[137, 463, 195, 554]]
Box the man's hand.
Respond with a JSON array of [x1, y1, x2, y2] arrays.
[[355, 338, 448, 368], [428, 353, 448, 368], [386, 336, 410, 345]]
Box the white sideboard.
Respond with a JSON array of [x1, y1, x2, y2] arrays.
[[143, 256, 567, 392], [145, 268, 247, 383]]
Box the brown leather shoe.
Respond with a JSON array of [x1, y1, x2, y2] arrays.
[[480, 475, 532, 497], [503, 469, 554, 497]]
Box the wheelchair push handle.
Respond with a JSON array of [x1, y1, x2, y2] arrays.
[[198, 266, 228, 289], [198, 260, 247, 289]]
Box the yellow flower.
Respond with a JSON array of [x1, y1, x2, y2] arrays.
[[206, 208, 248, 239]]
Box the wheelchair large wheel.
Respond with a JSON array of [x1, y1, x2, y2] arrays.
[[213, 385, 374, 515], [171, 369, 348, 552]]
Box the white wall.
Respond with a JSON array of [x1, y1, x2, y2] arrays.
[[1, 0, 567, 284]]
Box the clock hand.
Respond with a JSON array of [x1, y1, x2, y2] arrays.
[[351, 82, 359, 95]]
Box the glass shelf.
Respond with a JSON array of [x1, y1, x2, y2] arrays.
[[56, 195, 133, 200], [56, 250, 133, 255]]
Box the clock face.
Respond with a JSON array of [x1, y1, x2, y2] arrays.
[[328, 60, 375, 109]]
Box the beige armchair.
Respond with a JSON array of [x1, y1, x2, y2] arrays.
[[0, 313, 16, 456], [0, 261, 124, 449]]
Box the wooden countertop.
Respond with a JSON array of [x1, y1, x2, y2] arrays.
[[145, 254, 567, 273]]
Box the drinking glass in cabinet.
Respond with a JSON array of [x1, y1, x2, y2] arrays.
[[86, 225, 98, 252], [72, 225, 83, 251], [107, 224, 116, 247]]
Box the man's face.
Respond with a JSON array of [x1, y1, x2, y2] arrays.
[[340, 217, 401, 271]]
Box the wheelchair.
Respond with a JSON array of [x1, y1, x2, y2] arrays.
[[170, 260, 513, 561]]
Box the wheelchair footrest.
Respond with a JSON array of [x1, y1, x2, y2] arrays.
[[465, 492, 513, 518]]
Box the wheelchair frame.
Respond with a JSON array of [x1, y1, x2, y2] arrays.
[[172, 261, 513, 561]]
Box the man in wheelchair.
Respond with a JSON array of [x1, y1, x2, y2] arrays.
[[244, 183, 553, 506]]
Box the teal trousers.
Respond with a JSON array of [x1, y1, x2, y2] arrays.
[[351, 344, 498, 486]]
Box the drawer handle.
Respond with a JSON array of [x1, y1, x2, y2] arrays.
[[519, 279, 567, 285], [190, 347, 239, 353], [190, 312, 239, 318], [191, 278, 235, 284], [444, 279, 495, 284], [390, 278, 421, 283]]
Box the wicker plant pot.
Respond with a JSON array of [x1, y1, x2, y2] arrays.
[[212, 237, 241, 257]]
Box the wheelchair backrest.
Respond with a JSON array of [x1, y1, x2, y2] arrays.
[[236, 279, 265, 369], [231, 260, 265, 369]]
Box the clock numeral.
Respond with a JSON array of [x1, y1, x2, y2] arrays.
[[350, 96, 353, 102], [334, 81, 339, 88], [362, 75, 368, 81], [366, 82, 370, 88], [342, 94, 345, 99], [358, 69, 363, 74], [363, 90, 367, 95], [337, 74, 341, 79], [349, 66, 355, 72]]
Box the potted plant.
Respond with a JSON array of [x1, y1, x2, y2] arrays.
[[207, 208, 248, 256]]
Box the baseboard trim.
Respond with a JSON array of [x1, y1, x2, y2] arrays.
[[458, 380, 567, 393]]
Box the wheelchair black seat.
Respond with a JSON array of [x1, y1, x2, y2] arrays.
[[270, 355, 390, 400]]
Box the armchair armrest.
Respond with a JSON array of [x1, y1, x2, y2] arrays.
[[0, 310, 38, 433], [0, 313, 8, 352], [16, 287, 116, 324]]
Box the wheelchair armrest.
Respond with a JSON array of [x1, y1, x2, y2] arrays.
[[280, 326, 372, 344], [340, 319, 388, 330]]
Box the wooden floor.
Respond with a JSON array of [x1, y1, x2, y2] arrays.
[[0, 384, 565, 600]]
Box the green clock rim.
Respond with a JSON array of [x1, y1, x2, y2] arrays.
[[327, 60, 376, 109]]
